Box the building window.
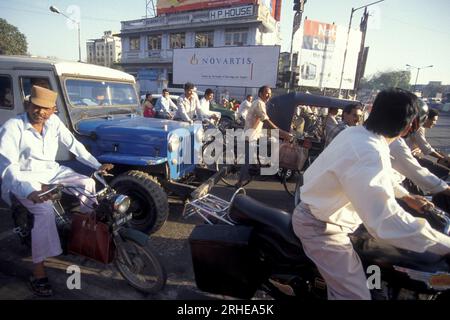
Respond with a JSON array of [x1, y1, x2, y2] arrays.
[[148, 34, 162, 50], [170, 33, 185, 49], [195, 31, 214, 48], [224, 28, 248, 46], [130, 37, 140, 51]]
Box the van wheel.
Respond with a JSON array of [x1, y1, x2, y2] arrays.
[[111, 171, 169, 234]]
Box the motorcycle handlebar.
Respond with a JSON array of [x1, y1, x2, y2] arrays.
[[37, 171, 113, 201], [93, 171, 112, 188], [37, 184, 64, 199]]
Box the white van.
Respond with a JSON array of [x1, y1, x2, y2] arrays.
[[0, 55, 139, 126]]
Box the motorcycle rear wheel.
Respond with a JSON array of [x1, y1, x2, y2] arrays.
[[115, 238, 167, 294]]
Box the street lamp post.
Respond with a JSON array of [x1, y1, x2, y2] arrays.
[[50, 5, 82, 62], [338, 0, 385, 98], [406, 64, 434, 92]]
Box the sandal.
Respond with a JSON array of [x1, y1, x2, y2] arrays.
[[29, 276, 53, 297]]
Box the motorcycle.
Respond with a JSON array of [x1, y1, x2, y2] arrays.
[[184, 189, 450, 300], [10, 171, 167, 294]]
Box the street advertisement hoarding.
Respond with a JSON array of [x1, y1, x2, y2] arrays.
[[173, 46, 280, 87], [296, 19, 362, 90], [157, 0, 282, 20], [157, 0, 257, 15]]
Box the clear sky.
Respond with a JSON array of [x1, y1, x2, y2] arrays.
[[1, 0, 449, 84]]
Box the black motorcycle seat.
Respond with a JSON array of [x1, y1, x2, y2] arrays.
[[229, 194, 303, 249], [352, 227, 448, 273]]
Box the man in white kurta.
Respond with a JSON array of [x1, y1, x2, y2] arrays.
[[174, 82, 203, 124], [390, 137, 449, 196], [237, 95, 253, 122], [292, 89, 450, 300], [198, 89, 220, 124], [406, 109, 450, 178], [0, 86, 111, 295]]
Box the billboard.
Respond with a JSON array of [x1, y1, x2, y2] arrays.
[[157, 0, 282, 20], [157, 0, 257, 15], [173, 46, 280, 87], [296, 19, 362, 90]]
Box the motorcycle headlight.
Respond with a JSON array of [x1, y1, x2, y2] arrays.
[[113, 195, 130, 215], [168, 134, 180, 152]]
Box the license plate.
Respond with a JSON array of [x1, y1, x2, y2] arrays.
[[115, 213, 133, 226]]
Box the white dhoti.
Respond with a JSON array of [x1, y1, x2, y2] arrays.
[[15, 167, 96, 264], [292, 202, 371, 300]]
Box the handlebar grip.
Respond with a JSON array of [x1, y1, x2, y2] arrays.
[[37, 184, 63, 199]]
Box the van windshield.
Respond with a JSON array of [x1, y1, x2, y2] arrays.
[[65, 79, 138, 107]]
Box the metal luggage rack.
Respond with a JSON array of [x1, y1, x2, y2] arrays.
[[183, 188, 246, 225]]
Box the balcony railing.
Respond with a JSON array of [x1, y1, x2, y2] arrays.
[[121, 6, 261, 31], [122, 49, 174, 63]]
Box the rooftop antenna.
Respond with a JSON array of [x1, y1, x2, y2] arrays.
[[146, 0, 156, 18]]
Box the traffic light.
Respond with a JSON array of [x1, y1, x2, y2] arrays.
[[293, 0, 307, 12]]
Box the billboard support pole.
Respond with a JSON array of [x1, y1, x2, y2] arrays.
[[338, 0, 385, 98]]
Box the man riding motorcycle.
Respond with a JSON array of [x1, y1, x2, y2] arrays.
[[406, 108, 450, 179], [390, 100, 450, 201], [292, 89, 450, 300], [0, 86, 113, 296]]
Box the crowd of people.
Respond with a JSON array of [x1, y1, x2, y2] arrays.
[[1, 80, 449, 300], [292, 89, 450, 300]]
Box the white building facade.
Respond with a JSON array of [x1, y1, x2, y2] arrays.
[[86, 31, 122, 68], [118, 3, 281, 100]]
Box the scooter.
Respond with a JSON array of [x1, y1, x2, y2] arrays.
[[10, 171, 167, 294], [185, 189, 450, 300]]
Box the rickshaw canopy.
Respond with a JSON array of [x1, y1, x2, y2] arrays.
[[267, 92, 361, 132]]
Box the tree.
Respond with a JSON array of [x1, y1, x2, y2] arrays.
[[0, 18, 28, 55], [360, 70, 411, 91]]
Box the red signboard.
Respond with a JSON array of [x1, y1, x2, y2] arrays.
[[157, 0, 258, 15]]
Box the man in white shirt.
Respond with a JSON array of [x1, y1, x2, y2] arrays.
[[391, 137, 450, 197], [237, 94, 253, 122], [390, 103, 450, 211], [237, 86, 292, 186], [390, 101, 449, 197], [406, 109, 450, 178], [198, 88, 220, 124], [292, 89, 450, 300], [155, 89, 178, 119], [174, 82, 203, 124], [0, 86, 112, 296]]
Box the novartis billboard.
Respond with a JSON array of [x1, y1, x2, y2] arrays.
[[173, 46, 280, 87], [296, 19, 362, 90]]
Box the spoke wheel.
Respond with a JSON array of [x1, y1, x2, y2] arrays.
[[115, 238, 167, 294]]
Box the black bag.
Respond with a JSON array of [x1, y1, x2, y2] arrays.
[[189, 224, 267, 299]]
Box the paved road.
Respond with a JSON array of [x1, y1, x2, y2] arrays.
[[0, 112, 448, 300]]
